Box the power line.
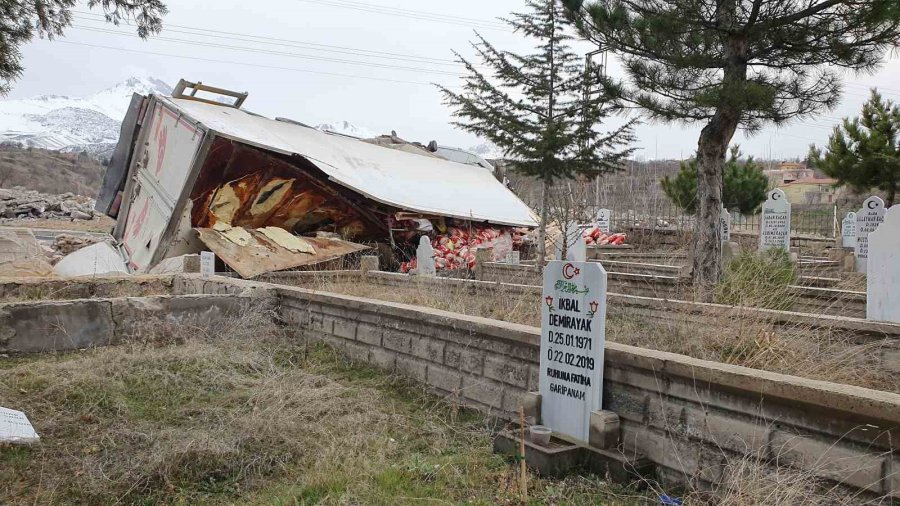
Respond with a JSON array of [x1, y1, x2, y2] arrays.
[[71, 10, 464, 66], [298, 0, 512, 32], [301, 0, 508, 27], [69, 24, 465, 76], [53, 40, 450, 86]]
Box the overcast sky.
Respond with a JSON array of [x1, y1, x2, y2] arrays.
[[8, 0, 900, 160]]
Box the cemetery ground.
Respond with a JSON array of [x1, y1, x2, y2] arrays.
[[0, 308, 654, 505], [1, 296, 883, 505]]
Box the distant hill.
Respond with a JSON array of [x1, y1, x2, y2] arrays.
[[0, 145, 105, 196]]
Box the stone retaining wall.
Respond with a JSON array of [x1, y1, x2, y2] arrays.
[[259, 278, 900, 499], [0, 274, 270, 353]]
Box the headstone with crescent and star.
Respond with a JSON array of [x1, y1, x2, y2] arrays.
[[759, 188, 791, 252], [596, 209, 611, 234], [842, 211, 857, 248], [539, 260, 607, 442], [855, 196, 886, 273]]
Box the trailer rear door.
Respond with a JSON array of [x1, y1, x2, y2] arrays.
[[118, 98, 206, 271]]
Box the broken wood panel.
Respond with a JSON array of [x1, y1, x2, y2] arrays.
[[196, 227, 369, 278]]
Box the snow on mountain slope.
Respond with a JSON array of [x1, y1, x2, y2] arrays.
[[0, 77, 172, 153], [467, 142, 505, 160], [314, 120, 376, 139]]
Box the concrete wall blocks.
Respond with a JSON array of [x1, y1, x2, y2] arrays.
[[427, 364, 463, 394], [484, 354, 530, 386], [409, 336, 445, 362], [0, 299, 115, 353], [332, 318, 358, 340], [461, 375, 505, 410], [396, 355, 428, 383], [369, 347, 397, 370], [356, 323, 384, 346], [444, 343, 485, 374], [382, 329, 413, 354]]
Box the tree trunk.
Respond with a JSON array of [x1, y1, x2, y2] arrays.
[[887, 183, 896, 207], [693, 17, 745, 301], [537, 175, 551, 267], [693, 121, 730, 300]]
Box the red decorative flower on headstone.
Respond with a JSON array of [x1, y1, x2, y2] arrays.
[[545, 295, 553, 312], [588, 300, 599, 318]]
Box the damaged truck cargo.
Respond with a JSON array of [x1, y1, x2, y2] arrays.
[[97, 81, 538, 277]]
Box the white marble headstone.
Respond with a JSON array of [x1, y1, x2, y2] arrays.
[[540, 260, 607, 442], [200, 251, 215, 277], [416, 236, 436, 276], [855, 196, 886, 273], [841, 211, 857, 248], [759, 189, 791, 252], [504, 250, 520, 265], [555, 221, 587, 262], [0, 407, 39, 444], [720, 207, 731, 242], [866, 204, 900, 323], [595, 209, 611, 234]]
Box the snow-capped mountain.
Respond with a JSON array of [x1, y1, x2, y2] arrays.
[[467, 142, 505, 160], [315, 120, 376, 139], [0, 76, 172, 154]]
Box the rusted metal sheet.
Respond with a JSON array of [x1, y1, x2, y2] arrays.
[[196, 227, 369, 278], [190, 140, 384, 241]]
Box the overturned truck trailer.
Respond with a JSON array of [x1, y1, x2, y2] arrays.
[[97, 83, 537, 277]]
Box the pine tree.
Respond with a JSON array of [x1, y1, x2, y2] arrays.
[[0, 1, 167, 94], [809, 90, 900, 207], [563, 0, 900, 297], [437, 0, 636, 263], [662, 146, 768, 215]]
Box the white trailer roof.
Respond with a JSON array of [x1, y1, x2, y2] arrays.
[[163, 97, 538, 227]]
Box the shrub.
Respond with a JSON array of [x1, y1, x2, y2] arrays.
[[715, 249, 797, 310]]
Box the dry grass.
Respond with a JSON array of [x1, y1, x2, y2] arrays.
[[291, 276, 898, 394], [0, 308, 650, 505]]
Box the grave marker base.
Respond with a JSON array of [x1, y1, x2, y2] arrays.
[[493, 430, 652, 481]]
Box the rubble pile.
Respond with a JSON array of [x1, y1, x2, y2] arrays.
[[51, 234, 107, 259], [0, 188, 96, 221]]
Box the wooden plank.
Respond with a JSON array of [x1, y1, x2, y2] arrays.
[[196, 227, 369, 278]]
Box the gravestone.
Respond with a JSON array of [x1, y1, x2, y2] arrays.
[[841, 211, 857, 248], [720, 207, 731, 242], [867, 204, 900, 323], [200, 251, 215, 277], [416, 236, 436, 277], [759, 188, 791, 252], [0, 406, 39, 444], [555, 221, 587, 262], [595, 209, 611, 234], [855, 196, 886, 273], [540, 260, 607, 442], [504, 250, 520, 265]]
